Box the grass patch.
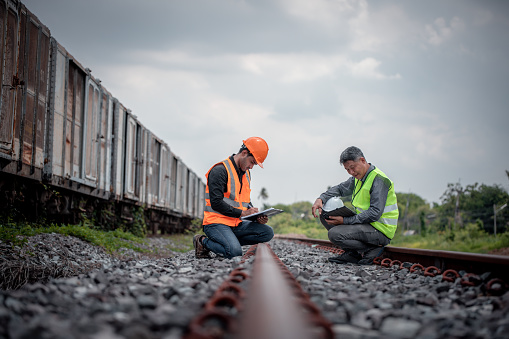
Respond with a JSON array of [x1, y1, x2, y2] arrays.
[[0, 219, 199, 256], [146, 232, 195, 254], [391, 230, 509, 254], [0, 222, 148, 254], [163, 233, 194, 253], [271, 213, 329, 240]]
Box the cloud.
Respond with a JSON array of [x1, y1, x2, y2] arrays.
[[240, 53, 347, 82], [348, 3, 416, 53], [132, 48, 401, 84], [278, 0, 362, 28], [424, 16, 465, 46], [348, 57, 401, 79], [241, 53, 402, 82]]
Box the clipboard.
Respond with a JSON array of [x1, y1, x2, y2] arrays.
[[322, 206, 356, 218], [241, 207, 284, 221]]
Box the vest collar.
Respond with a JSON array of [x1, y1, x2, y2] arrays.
[[229, 154, 246, 179], [359, 164, 376, 182]]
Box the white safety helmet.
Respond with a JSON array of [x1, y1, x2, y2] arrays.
[[320, 196, 344, 228], [323, 196, 344, 212]]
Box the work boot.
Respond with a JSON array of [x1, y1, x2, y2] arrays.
[[358, 246, 385, 265], [328, 250, 361, 264], [193, 234, 211, 259]]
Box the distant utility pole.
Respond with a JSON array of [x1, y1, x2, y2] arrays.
[[405, 197, 410, 231], [494, 203, 507, 236], [453, 184, 464, 228]]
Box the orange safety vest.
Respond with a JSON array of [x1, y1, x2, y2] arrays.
[[203, 157, 251, 227]]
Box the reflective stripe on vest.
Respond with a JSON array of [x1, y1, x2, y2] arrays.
[[352, 167, 399, 239], [355, 204, 399, 226], [223, 160, 237, 201], [203, 158, 251, 227]]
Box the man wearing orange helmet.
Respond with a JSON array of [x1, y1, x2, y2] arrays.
[[193, 137, 274, 259]]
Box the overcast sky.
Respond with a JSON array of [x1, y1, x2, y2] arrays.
[[25, 0, 509, 207]]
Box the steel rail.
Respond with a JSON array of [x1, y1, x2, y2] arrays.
[[186, 244, 333, 339], [238, 243, 314, 339], [276, 235, 509, 281]]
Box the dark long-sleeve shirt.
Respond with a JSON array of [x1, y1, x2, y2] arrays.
[[318, 164, 390, 225], [207, 155, 250, 218]]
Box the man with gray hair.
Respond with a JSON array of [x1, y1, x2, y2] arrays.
[[311, 146, 399, 265]]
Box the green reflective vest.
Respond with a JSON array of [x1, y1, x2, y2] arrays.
[[351, 167, 399, 239]]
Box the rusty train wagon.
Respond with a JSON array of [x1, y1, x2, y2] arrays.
[[0, 0, 205, 233], [0, 1, 49, 182]]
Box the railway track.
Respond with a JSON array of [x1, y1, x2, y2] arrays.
[[277, 235, 509, 288], [186, 237, 509, 338], [186, 243, 334, 339], [2, 235, 509, 338]]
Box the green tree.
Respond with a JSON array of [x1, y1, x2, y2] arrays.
[[437, 182, 465, 230], [395, 192, 429, 235], [271, 201, 313, 219], [269, 201, 325, 238], [419, 211, 427, 237], [435, 182, 509, 234]]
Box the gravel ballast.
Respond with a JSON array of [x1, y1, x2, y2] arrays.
[[1, 234, 508, 338]]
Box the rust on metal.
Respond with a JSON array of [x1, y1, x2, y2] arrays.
[[187, 309, 235, 339], [185, 247, 254, 339], [278, 235, 509, 281], [486, 278, 508, 296], [423, 266, 441, 277], [205, 294, 243, 313], [237, 243, 333, 339], [384, 246, 509, 280], [215, 281, 246, 299], [442, 269, 460, 282], [381, 258, 393, 268]]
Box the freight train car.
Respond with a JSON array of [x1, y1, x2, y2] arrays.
[[0, 0, 205, 233]]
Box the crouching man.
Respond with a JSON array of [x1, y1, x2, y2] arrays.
[[311, 146, 399, 265]]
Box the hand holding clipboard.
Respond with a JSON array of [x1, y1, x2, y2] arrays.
[[241, 207, 284, 221]]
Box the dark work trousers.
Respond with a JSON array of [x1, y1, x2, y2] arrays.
[[203, 221, 274, 259], [326, 224, 390, 254]]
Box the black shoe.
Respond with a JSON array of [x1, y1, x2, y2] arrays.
[[358, 246, 385, 265], [328, 250, 361, 264]]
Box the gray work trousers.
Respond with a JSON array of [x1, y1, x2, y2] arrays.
[[326, 224, 390, 254]]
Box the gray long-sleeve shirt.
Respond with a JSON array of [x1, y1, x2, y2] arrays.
[[318, 164, 391, 225]]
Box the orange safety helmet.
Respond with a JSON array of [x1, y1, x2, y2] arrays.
[[243, 137, 269, 168]]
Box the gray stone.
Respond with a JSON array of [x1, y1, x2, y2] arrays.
[[1, 235, 508, 339], [136, 295, 158, 309], [380, 317, 422, 338], [4, 297, 23, 314], [332, 324, 381, 339], [417, 294, 439, 307]]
